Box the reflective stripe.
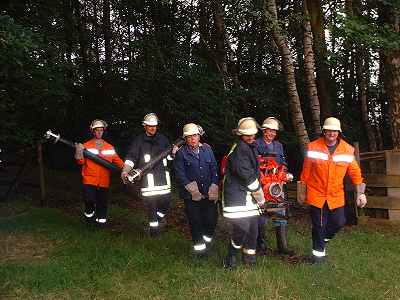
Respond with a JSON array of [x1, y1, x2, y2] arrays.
[[96, 218, 107, 223], [147, 173, 155, 188], [124, 160, 134, 167], [332, 154, 354, 163], [324, 238, 330, 242], [87, 148, 99, 155], [231, 240, 242, 249], [144, 154, 151, 163], [142, 190, 171, 197], [223, 203, 259, 212], [247, 179, 259, 190], [312, 249, 326, 257], [307, 150, 329, 161], [84, 211, 95, 218], [193, 243, 206, 251], [141, 184, 171, 192], [223, 210, 260, 218], [149, 221, 159, 227], [203, 235, 212, 243], [243, 248, 256, 255], [157, 211, 165, 218], [163, 158, 167, 166], [101, 149, 115, 155], [165, 171, 171, 188]]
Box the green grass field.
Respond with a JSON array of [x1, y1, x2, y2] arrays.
[[1, 194, 400, 300]]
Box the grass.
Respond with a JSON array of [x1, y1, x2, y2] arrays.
[[1, 198, 400, 300]]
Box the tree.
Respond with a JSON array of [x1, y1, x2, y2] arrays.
[[303, 0, 321, 139], [264, 0, 310, 152]]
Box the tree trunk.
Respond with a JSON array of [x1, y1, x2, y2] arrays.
[[382, 3, 400, 148], [74, 0, 89, 83], [355, 48, 377, 151], [306, 0, 332, 119], [353, 0, 378, 152], [212, 0, 227, 88], [265, 0, 310, 152], [303, 0, 321, 138], [103, 0, 112, 75]]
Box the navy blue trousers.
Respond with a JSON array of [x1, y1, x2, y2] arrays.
[[83, 184, 108, 220], [310, 202, 346, 252], [184, 198, 218, 244]]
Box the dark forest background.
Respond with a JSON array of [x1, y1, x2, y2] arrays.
[[1, 0, 400, 171]]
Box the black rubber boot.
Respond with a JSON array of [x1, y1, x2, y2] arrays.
[[223, 244, 238, 269], [275, 225, 294, 255], [257, 226, 268, 256], [149, 227, 160, 237]]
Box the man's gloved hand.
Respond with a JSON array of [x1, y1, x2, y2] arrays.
[[297, 181, 307, 205], [208, 183, 219, 201], [355, 183, 367, 208], [185, 181, 203, 201], [251, 187, 265, 207], [74, 143, 84, 160], [356, 194, 367, 208], [121, 171, 129, 184], [121, 164, 133, 184], [171, 145, 180, 157]]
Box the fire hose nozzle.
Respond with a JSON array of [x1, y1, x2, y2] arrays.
[[127, 169, 142, 183], [44, 130, 60, 143]]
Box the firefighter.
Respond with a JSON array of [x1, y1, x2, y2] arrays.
[[121, 113, 175, 237], [75, 119, 124, 227], [223, 117, 265, 268], [255, 117, 292, 256], [174, 123, 219, 257], [299, 117, 367, 263]]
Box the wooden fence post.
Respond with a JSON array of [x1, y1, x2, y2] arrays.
[[37, 143, 46, 206]]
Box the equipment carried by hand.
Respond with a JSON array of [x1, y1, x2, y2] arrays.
[[44, 130, 121, 173], [258, 155, 293, 204], [125, 138, 185, 184]]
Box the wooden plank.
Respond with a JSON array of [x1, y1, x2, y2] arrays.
[[364, 174, 400, 188], [388, 209, 400, 221], [386, 151, 400, 176], [366, 196, 400, 209], [387, 187, 400, 198]]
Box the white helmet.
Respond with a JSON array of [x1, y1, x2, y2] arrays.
[[183, 123, 204, 137], [143, 113, 159, 126], [233, 117, 259, 136], [261, 117, 279, 131], [323, 117, 341, 132], [90, 119, 107, 131]]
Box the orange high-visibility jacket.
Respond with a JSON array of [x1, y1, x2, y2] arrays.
[[76, 139, 124, 188], [300, 137, 363, 209]]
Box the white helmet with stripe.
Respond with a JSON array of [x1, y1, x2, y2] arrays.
[[143, 113, 159, 126]]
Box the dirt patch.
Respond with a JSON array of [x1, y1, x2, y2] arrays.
[[0, 233, 59, 263]]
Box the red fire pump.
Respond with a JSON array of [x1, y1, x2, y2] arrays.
[[258, 155, 293, 204]]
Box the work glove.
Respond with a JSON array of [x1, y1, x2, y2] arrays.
[[297, 181, 307, 205], [251, 187, 265, 207], [355, 183, 367, 208], [74, 143, 84, 160], [185, 181, 203, 201], [171, 145, 180, 157], [208, 183, 219, 201], [121, 164, 133, 184]]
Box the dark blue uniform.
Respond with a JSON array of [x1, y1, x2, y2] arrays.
[[174, 143, 219, 253], [124, 132, 172, 233], [255, 138, 286, 165], [222, 140, 262, 259]]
